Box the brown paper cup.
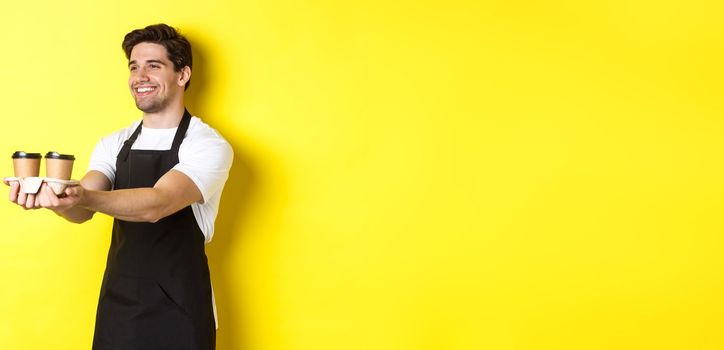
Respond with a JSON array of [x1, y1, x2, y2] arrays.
[[45, 152, 75, 180], [12, 151, 42, 177]]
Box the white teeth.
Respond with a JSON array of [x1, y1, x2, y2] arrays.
[[136, 87, 155, 93]]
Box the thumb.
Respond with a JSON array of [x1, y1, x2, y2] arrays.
[[65, 186, 81, 197]]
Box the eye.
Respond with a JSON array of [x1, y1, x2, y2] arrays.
[[129, 65, 138, 72], [150, 64, 160, 69]]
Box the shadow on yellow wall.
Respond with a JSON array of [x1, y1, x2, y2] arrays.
[[210, 149, 258, 349], [186, 37, 272, 349]]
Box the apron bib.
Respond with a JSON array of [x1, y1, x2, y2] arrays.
[[92, 111, 215, 350]]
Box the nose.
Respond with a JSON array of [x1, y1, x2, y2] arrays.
[[133, 66, 150, 82]]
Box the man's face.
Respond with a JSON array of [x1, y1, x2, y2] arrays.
[[128, 42, 184, 114]]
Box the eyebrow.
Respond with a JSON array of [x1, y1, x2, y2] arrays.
[[128, 59, 168, 67]]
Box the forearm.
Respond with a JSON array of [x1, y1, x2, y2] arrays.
[[55, 205, 96, 224], [79, 188, 167, 222]]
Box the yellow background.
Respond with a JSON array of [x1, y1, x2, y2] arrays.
[[1, 0, 724, 349]]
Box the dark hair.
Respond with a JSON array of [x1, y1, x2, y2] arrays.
[[122, 23, 192, 90]]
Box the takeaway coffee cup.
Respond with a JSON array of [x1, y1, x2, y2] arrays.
[[12, 151, 42, 177], [45, 152, 75, 180]]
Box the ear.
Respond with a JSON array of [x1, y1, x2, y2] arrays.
[[177, 66, 191, 87]]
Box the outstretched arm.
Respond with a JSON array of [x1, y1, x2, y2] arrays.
[[63, 170, 202, 222]]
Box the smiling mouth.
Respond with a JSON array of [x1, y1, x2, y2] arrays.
[[135, 86, 157, 96]]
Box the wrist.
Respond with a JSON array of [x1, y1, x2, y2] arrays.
[[76, 187, 91, 208]]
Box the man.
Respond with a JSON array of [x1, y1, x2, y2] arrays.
[[7, 23, 232, 350]]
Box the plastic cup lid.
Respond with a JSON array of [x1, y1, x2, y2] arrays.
[[44, 152, 75, 160], [12, 151, 42, 159]]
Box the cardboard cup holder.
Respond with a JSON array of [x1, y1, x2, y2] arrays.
[[4, 177, 80, 195], [7, 151, 77, 195]]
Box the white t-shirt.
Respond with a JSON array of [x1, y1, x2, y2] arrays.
[[88, 116, 233, 243]]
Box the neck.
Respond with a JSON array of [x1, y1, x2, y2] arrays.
[[142, 100, 186, 129]]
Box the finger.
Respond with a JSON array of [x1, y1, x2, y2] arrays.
[[9, 181, 19, 202], [17, 190, 28, 207], [34, 194, 41, 208], [37, 185, 54, 208], [39, 184, 58, 208], [25, 194, 36, 209]]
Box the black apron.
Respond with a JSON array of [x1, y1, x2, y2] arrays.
[[92, 110, 215, 350]]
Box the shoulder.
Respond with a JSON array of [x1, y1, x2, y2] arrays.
[[88, 119, 142, 182], [174, 116, 234, 201], [179, 117, 234, 159], [96, 120, 141, 154], [95, 120, 142, 151], [186, 117, 228, 142], [183, 117, 233, 152]]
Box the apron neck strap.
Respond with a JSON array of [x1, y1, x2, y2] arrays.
[[171, 109, 193, 151], [117, 109, 193, 162]]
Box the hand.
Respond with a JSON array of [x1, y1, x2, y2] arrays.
[[36, 183, 85, 213], [6, 180, 39, 210]]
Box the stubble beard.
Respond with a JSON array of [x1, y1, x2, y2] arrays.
[[135, 95, 168, 114]]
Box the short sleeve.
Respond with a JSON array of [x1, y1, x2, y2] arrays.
[[88, 136, 120, 185], [173, 128, 233, 204]]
